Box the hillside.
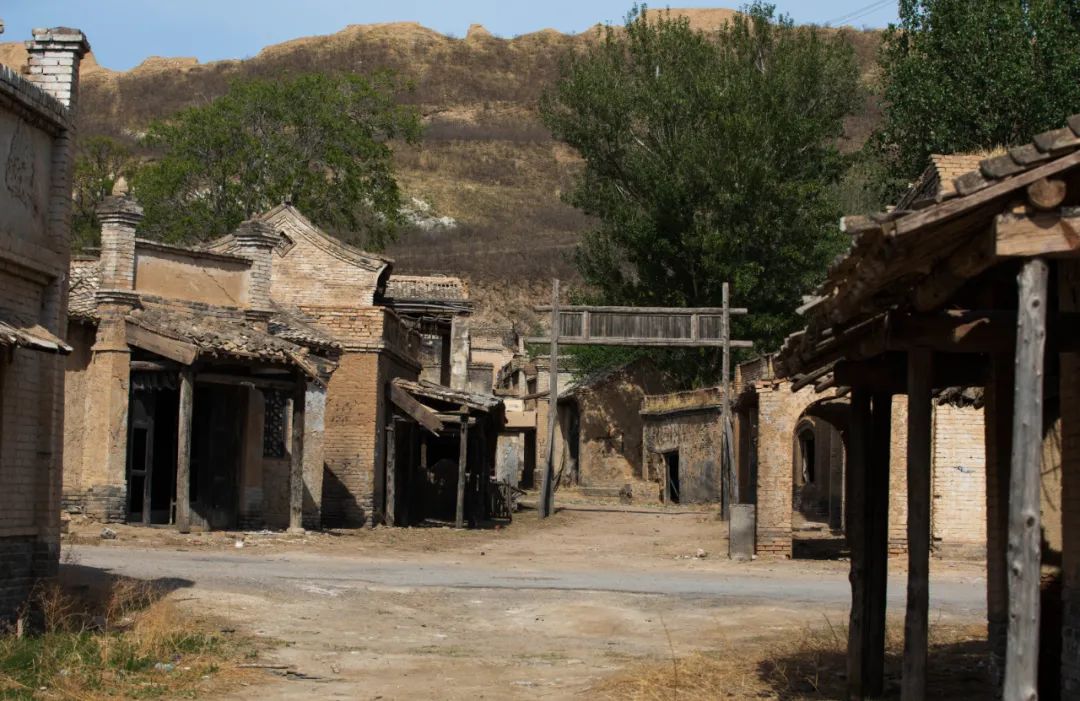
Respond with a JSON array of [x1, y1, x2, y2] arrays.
[[1, 9, 881, 326]]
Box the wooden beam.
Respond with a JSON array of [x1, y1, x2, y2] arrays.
[[130, 360, 178, 372], [175, 369, 193, 533], [913, 228, 997, 312], [126, 322, 198, 365], [535, 305, 749, 315], [902, 349, 933, 700], [995, 209, 1080, 257], [1026, 178, 1067, 211], [791, 361, 837, 392], [196, 372, 295, 391], [456, 413, 469, 529], [390, 383, 444, 434], [1003, 258, 1047, 700], [524, 336, 754, 348], [288, 383, 305, 533]]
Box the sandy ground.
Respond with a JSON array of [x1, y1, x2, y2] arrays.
[[63, 504, 987, 700]]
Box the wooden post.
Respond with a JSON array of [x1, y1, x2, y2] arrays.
[[865, 392, 891, 698], [175, 368, 193, 533], [540, 278, 560, 518], [847, 387, 871, 698], [847, 388, 890, 700], [1004, 258, 1047, 701], [902, 349, 933, 701], [721, 282, 732, 519], [456, 412, 469, 529], [385, 420, 397, 527], [288, 382, 305, 533]]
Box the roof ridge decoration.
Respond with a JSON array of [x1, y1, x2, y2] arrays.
[[259, 204, 392, 273]]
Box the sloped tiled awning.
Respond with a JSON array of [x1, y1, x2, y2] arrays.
[[0, 316, 71, 354]]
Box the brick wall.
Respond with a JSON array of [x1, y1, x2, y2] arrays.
[[321, 352, 380, 526], [931, 404, 986, 555], [0, 27, 87, 620], [888, 395, 909, 555]]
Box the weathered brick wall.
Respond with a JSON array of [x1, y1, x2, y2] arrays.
[[321, 352, 380, 526], [642, 409, 723, 503], [930, 404, 986, 555], [888, 395, 909, 555], [0, 27, 87, 620]]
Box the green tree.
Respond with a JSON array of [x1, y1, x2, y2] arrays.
[[133, 72, 421, 248], [872, 0, 1080, 200], [539, 3, 859, 380], [71, 135, 134, 250]]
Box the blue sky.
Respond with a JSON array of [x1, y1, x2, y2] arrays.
[[2, 1, 899, 71]]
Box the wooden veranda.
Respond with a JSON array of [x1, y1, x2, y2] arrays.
[[778, 119, 1080, 699]]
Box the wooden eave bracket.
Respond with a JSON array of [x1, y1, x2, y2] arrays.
[[995, 207, 1080, 258], [125, 321, 198, 365], [390, 383, 445, 435]]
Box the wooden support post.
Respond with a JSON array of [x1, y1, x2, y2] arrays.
[[847, 387, 890, 700], [175, 369, 193, 533], [1004, 258, 1048, 701], [288, 382, 305, 533], [721, 281, 732, 519], [902, 349, 933, 701], [385, 420, 396, 527], [540, 278, 559, 519], [456, 413, 469, 529]]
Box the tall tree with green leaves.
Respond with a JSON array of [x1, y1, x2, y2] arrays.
[[133, 72, 421, 248], [539, 3, 859, 379], [872, 0, 1080, 200], [71, 135, 134, 250]]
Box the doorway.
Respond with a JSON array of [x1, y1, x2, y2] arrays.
[[665, 450, 680, 504], [127, 385, 179, 525], [190, 384, 245, 530]]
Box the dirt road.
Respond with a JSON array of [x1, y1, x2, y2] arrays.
[[64, 507, 986, 700]]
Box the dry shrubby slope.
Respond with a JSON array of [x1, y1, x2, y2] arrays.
[[0, 10, 880, 323]]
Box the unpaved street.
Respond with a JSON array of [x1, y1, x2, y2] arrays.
[[65, 508, 986, 699]]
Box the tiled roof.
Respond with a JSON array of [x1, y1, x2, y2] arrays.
[[268, 304, 342, 351], [386, 274, 468, 302], [0, 314, 71, 354], [780, 114, 1080, 377], [68, 257, 100, 321]]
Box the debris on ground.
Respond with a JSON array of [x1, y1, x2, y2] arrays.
[[100, 527, 117, 540]]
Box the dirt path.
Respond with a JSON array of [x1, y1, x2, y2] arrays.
[[64, 508, 987, 700]]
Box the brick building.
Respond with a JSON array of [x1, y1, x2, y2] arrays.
[[0, 27, 89, 620], [641, 388, 724, 504], [65, 208, 341, 531], [733, 355, 987, 558]]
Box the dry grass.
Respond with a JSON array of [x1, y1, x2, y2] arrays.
[[595, 619, 993, 700], [0, 577, 255, 700]]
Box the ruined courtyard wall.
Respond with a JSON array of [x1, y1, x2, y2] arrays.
[[642, 409, 722, 504], [575, 367, 668, 488]]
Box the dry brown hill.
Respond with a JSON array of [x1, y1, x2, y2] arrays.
[[0, 9, 880, 325]]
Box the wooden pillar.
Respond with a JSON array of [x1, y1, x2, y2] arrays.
[[385, 420, 397, 527], [902, 349, 933, 701], [722, 281, 733, 519], [175, 368, 193, 533], [288, 382, 305, 533], [540, 278, 560, 518], [1004, 258, 1048, 701], [456, 414, 469, 529], [847, 387, 890, 700]]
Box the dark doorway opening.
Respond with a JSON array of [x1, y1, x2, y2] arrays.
[[127, 385, 179, 525], [191, 384, 245, 530], [521, 432, 536, 489], [800, 431, 816, 485], [665, 451, 680, 504]]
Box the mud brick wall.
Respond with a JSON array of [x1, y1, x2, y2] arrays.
[[930, 404, 986, 556], [888, 395, 909, 555], [642, 409, 723, 504]]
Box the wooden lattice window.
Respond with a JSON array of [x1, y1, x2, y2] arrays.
[[263, 389, 288, 458]]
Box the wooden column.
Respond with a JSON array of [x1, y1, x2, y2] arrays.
[[847, 387, 890, 700], [288, 382, 305, 533], [385, 420, 397, 527], [1004, 258, 1048, 701], [902, 349, 933, 700], [456, 413, 469, 529], [721, 281, 733, 519], [540, 278, 560, 518], [175, 368, 193, 533]]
